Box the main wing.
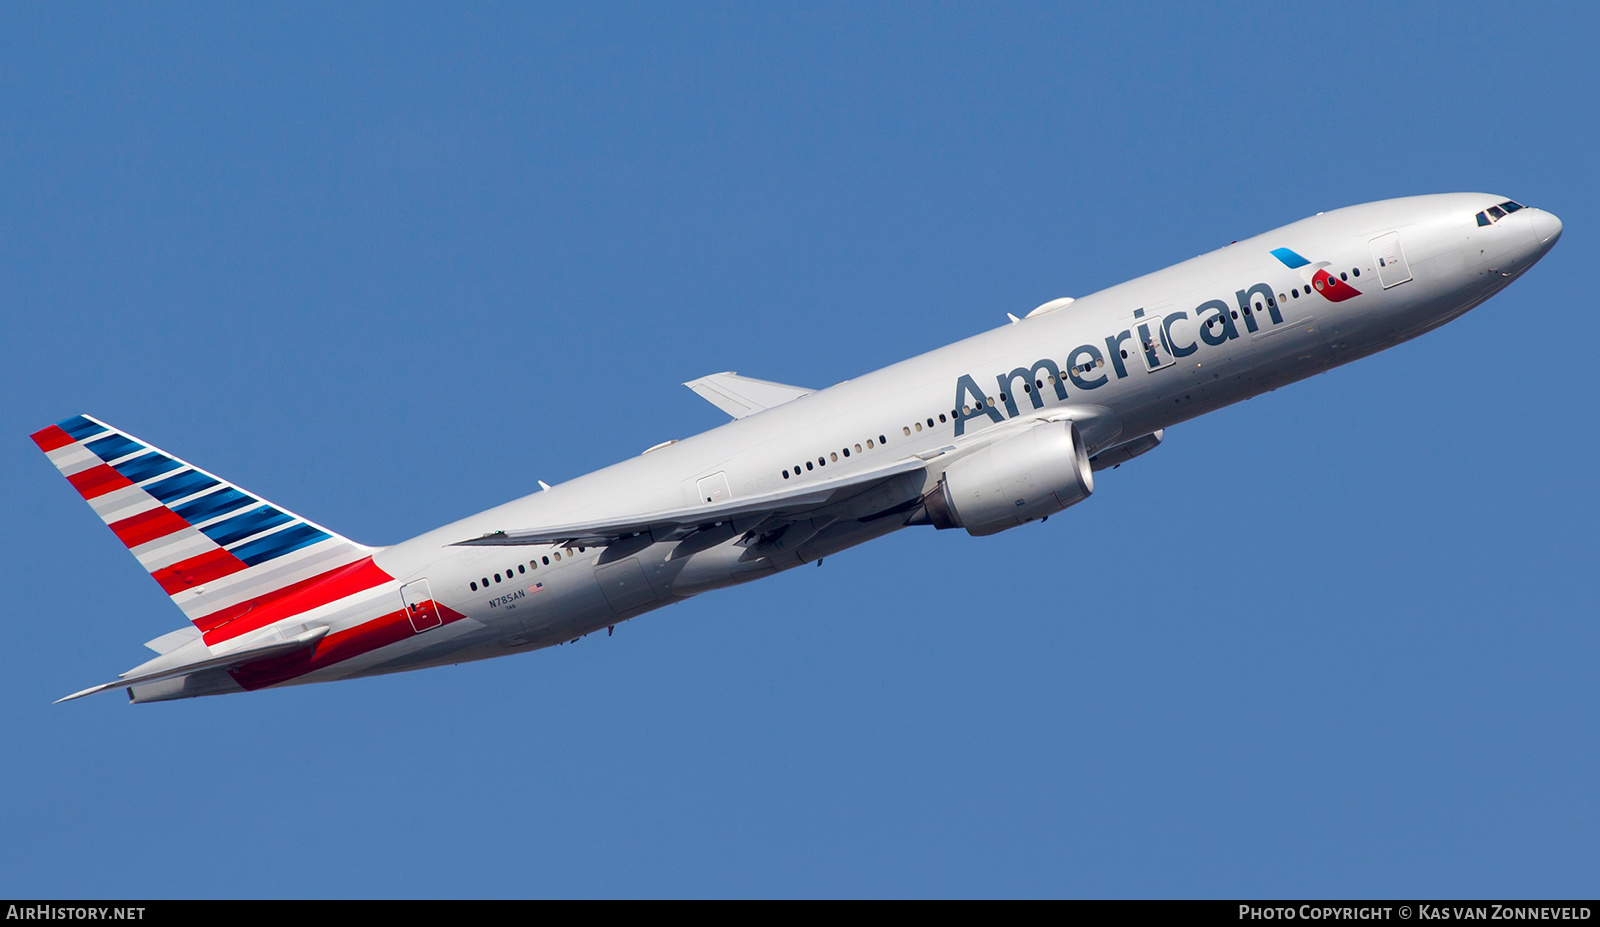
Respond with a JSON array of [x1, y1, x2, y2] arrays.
[[455, 454, 933, 548]]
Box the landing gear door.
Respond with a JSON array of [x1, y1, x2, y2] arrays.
[[401, 579, 442, 633], [1371, 232, 1412, 288]]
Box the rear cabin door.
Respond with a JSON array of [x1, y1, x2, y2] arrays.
[[401, 579, 442, 633]]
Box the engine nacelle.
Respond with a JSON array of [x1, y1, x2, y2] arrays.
[[919, 421, 1094, 537], [1089, 429, 1163, 471]]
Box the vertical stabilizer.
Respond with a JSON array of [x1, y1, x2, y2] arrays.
[[31, 415, 381, 635]]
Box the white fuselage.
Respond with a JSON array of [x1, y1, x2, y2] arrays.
[[135, 193, 1565, 698]]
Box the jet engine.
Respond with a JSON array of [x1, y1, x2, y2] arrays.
[[914, 421, 1094, 536]]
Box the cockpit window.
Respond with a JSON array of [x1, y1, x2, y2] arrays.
[[1477, 200, 1526, 226]]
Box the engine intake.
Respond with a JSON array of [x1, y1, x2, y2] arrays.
[[917, 421, 1094, 536]]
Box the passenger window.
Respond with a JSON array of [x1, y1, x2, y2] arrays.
[[470, 581, 478, 591], [830, 452, 838, 462], [866, 439, 875, 449], [903, 427, 911, 436], [542, 556, 549, 565]]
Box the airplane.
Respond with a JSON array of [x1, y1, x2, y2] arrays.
[[34, 193, 1562, 703]]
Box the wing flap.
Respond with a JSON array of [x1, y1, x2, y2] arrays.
[[456, 456, 929, 547]]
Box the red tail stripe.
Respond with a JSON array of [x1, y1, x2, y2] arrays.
[[109, 507, 191, 548], [31, 425, 75, 453], [152, 548, 249, 595], [66, 464, 135, 500], [201, 556, 393, 642], [228, 604, 466, 691]]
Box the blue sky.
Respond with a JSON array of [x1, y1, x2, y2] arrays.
[[3, 3, 1595, 898]]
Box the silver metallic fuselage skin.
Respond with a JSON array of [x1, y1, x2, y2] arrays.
[[147, 193, 1567, 696]]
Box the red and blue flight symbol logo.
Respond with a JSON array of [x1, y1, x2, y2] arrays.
[[1271, 247, 1361, 302]]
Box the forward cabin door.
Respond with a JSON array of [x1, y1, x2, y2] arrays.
[[1371, 232, 1413, 288], [401, 578, 442, 633]]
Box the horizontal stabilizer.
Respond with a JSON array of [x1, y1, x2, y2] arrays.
[[457, 456, 929, 547], [143, 626, 201, 654], [56, 625, 330, 703], [684, 372, 815, 419]]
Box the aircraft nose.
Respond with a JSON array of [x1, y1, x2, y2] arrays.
[[1530, 209, 1563, 247]]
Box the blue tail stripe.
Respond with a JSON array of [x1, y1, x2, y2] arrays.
[[232, 523, 331, 567], [86, 433, 146, 462], [114, 451, 183, 483], [145, 469, 221, 503], [174, 487, 255, 524], [202, 505, 295, 546], [58, 416, 107, 440]]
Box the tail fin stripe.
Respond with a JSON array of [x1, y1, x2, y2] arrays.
[[194, 557, 383, 632], [85, 433, 147, 462], [204, 505, 294, 546], [152, 548, 250, 594], [178, 542, 368, 618], [67, 464, 136, 499], [89, 486, 157, 522], [146, 469, 219, 503], [174, 487, 254, 523], [30, 425, 75, 453], [114, 451, 184, 483], [37, 414, 376, 628], [232, 523, 331, 566], [201, 556, 392, 641], [58, 416, 107, 440], [133, 530, 215, 570], [44, 443, 98, 475], [109, 507, 191, 548]]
